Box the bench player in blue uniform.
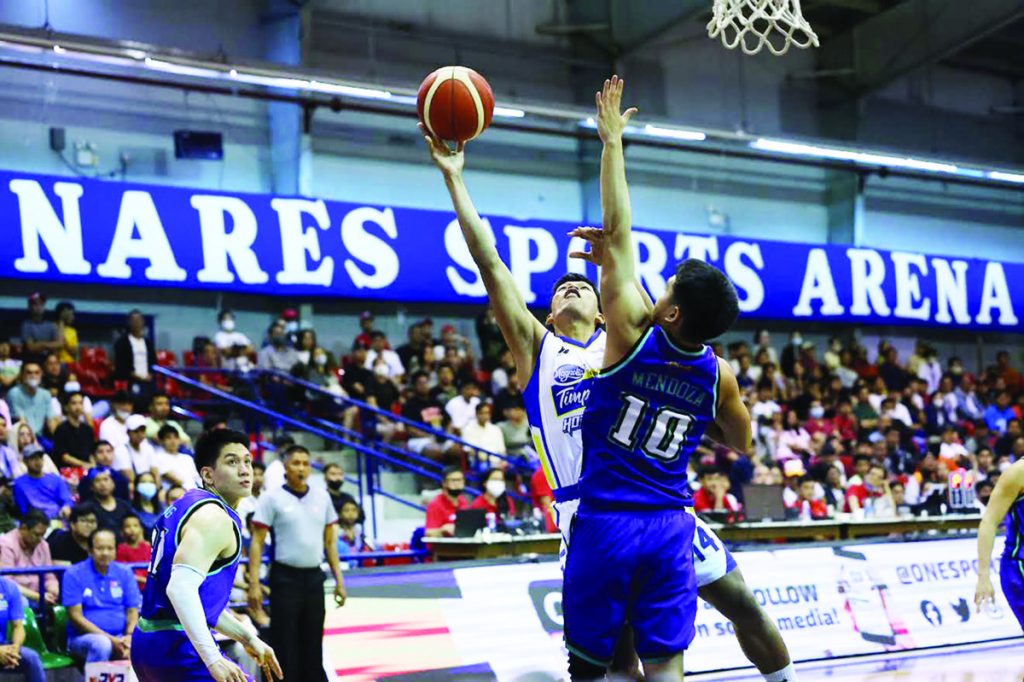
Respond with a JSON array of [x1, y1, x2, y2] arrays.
[[131, 429, 281, 682], [560, 76, 798, 682], [975, 458, 1024, 629], [422, 90, 795, 681]]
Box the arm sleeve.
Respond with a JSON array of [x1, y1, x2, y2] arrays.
[[166, 563, 222, 667]]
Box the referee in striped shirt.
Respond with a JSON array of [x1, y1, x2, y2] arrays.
[[249, 445, 346, 682]]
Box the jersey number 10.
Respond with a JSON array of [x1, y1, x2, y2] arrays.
[[608, 394, 693, 461]]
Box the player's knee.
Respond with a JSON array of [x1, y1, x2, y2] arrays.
[[568, 652, 606, 681]]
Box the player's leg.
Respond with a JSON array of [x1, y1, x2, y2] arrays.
[[562, 510, 635, 680], [692, 517, 795, 680], [631, 511, 698, 682], [609, 622, 642, 679], [699, 569, 794, 679]]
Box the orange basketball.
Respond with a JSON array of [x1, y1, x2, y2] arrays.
[[417, 66, 495, 143]]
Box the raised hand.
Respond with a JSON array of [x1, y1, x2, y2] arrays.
[[567, 226, 607, 266], [595, 75, 638, 144], [419, 122, 465, 178]]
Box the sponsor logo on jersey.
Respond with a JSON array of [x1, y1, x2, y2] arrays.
[[553, 364, 585, 385], [551, 380, 591, 419]]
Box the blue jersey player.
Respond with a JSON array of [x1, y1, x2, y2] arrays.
[[131, 429, 281, 682], [561, 75, 797, 682], [976, 459, 1024, 629]]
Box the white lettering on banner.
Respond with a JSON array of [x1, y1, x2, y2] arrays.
[[323, 537, 1018, 681], [504, 225, 557, 304], [192, 196, 269, 284], [97, 191, 186, 281], [724, 242, 764, 312], [891, 252, 930, 321], [341, 206, 400, 290], [271, 198, 334, 286], [10, 180, 91, 275], [444, 217, 487, 296], [792, 249, 845, 316], [633, 231, 667, 299], [931, 258, 971, 325], [847, 248, 890, 317], [976, 262, 1019, 326], [674, 234, 720, 262]]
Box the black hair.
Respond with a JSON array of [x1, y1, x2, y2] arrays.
[[69, 503, 96, 524], [549, 273, 602, 313], [251, 461, 266, 473], [282, 444, 310, 460], [475, 401, 492, 414], [157, 424, 180, 441], [369, 330, 386, 340], [412, 370, 430, 383], [193, 428, 249, 473], [441, 465, 464, 483], [201, 412, 228, 432], [87, 528, 117, 550], [671, 259, 739, 343], [150, 392, 170, 404], [111, 390, 132, 405], [697, 465, 722, 479], [22, 508, 49, 529], [324, 462, 343, 474], [121, 512, 142, 529], [217, 309, 233, 322], [62, 391, 84, 406], [93, 440, 113, 454], [853, 454, 871, 466], [55, 301, 74, 315], [797, 475, 816, 486]]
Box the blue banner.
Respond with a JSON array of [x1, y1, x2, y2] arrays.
[[0, 169, 1020, 331]]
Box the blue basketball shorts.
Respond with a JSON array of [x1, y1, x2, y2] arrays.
[[562, 508, 698, 666], [1000, 556, 1024, 632], [131, 629, 254, 681]]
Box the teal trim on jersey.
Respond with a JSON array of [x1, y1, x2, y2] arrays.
[[174, 496, 241, 577], [1012, 500, 1024, 563], [137, 617, 184, 633], [600, 327, 654, 378], [565, 641, 611, 668], [657, 327, 706, 357], [712, 355, 721, 421]]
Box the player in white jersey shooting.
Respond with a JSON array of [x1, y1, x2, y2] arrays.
[[422, 111, 795, 681]]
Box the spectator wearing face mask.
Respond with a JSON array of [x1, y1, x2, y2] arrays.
[[130, 473, 163, 535], [323, 464, 359, 517], [470, 468, 516, 521], [6, 363, 57, 437], [424, 467, 469, 537], [51, 392, 94, 470], [98, 392, 134, 454], [364, 331, 405, 382], [213, 310, 253, 371]]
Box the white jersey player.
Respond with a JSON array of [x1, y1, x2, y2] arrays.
[[422, 122, 795, 681]]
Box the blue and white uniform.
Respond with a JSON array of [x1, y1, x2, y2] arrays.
[[523, 328, 734, 583], [563, 326, 720, 665], [1000, 492, 1024, 629], [131, 488, 249, 681]]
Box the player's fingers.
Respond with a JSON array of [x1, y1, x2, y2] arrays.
[[568, 250, 589, 260], [623, 107, 639, 123]]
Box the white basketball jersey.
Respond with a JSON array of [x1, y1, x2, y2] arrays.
[[522, 328, 606, 497]]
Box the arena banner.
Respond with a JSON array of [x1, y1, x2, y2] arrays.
[[323, 537, 1022, 681], [0, 169, 1021, 331]]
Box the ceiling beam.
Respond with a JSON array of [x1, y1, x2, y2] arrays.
[[818, 0, 1024, 98]]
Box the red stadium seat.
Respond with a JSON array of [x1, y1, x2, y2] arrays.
[[183, 351, 196, 366], [156, 350, 178, 366], [79, 346, 109, 370]]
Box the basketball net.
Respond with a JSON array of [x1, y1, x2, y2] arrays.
[[707, 0, 819, 56]]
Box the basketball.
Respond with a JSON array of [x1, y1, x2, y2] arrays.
[[417, 66, 495, 143]]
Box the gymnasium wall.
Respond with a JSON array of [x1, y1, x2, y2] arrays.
[[0, 0, 1020, 356]]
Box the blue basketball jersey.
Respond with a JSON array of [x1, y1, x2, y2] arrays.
[[578, 326, 719, 511], [1003, 493, 1024, 564], [140, 488, 242, 628]]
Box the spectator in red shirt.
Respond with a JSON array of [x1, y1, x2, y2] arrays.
[[846, 463, 893, 514], [804, 400, 835, 438], [115, 513, 151, 590], [352, 311, 383, 351], [530, 467, 557, 533], [470, 467, 517, 521], [786, 477, 829, 520], [832, 400, 858, 442], [424, 467, 469, 537], [692, 466, 741, 515]]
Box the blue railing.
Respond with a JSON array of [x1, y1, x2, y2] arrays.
[[152, 365, 533, 538]]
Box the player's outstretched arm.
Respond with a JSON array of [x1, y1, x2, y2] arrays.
[[712, 357, 753, 454], [594, 76, 648, 366], [567, 226, 654, 315], [168, 504, 259, 682], [421, 124, 546, 384], [976, 460, 1024, 611]]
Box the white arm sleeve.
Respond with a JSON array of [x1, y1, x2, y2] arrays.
[[166, 563, 222, 668]]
